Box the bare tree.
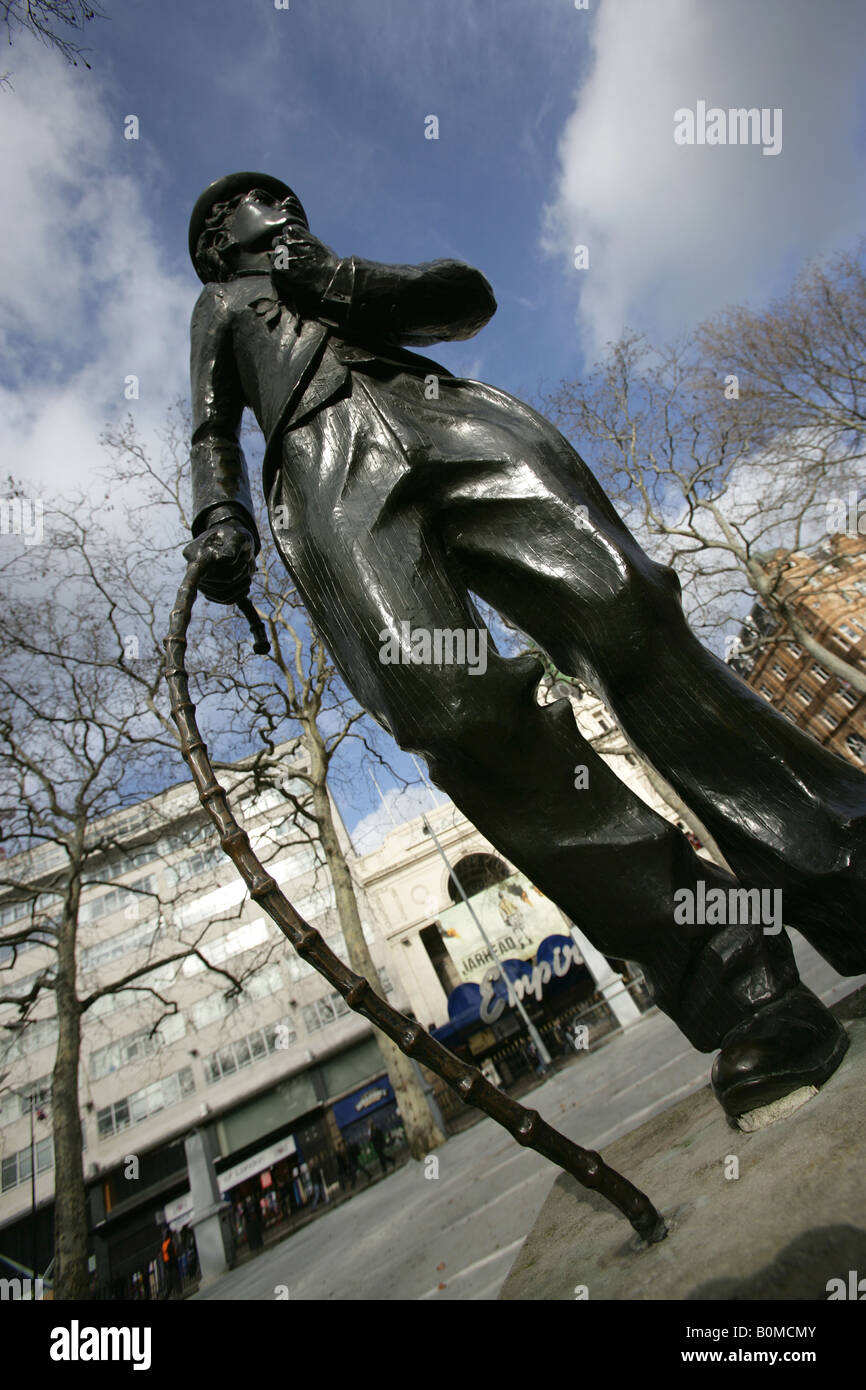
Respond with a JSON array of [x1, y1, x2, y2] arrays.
[[0, 0, 106, 85], [696, 240, 866, 471], [0, 484, 294, 1299], [102, 409, 445, 1161], [544, 306, 866, 693]]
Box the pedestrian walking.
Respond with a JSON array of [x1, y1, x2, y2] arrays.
[[370, 1123, 395, 1175]]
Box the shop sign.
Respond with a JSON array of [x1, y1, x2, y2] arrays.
[[479, 939, 582, 1022], [164, 1133, 298, 1221], [332, 1076, 395, 1129], [355, 1086, 388, 1112], [219, 1134, 297, 1191], [445, 934, 584, 1029]]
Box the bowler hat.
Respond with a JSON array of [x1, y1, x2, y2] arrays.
[[188, 172, 308, 279]]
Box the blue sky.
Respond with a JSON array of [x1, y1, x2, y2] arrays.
[[2, 0, 866, 845]]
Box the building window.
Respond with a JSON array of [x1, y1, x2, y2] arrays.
[[811, 665, 830, 683], [78, 876, 157, 927], [80, 918, 159, 974], [96, 1067, 195, 1140], [772, 663, 787, 679], [165, 845, 225, 889], [846, 735, 866, 764], [1, 1015, 59, 1062], [88, 1016, 185, 1082], [839, 689, 858, 708], [822, 711, 839, 729], [789, 644, 803, 657], [781, 708, 798, 722], [759, 685, 773, 700], [795, 686, 811, 705], [181, 917, 270, 976], [202, 1023, 292, 1085], [0, 1137, 54, 1191], [0, 893, 62, 930], [303, 990, 351, 1034], [190, 963, 283, 1032], [840, 623, 861, 641], [16, 1079, 52, 1117]]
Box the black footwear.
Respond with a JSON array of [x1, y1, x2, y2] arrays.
[[711, 985, 850, 1120]]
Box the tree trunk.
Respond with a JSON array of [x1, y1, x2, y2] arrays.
[[306, 730, 445, 1160], [52, 862, 90, 1300]]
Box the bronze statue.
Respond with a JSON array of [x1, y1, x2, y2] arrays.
[[184, 171, 866, 1124]]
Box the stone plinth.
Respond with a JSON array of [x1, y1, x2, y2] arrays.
[[500, 989, 866, 1300]]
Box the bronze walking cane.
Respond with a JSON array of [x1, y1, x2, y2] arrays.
[[164, 560, 668, 1246]]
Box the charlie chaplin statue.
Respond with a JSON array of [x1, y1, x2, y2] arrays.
[[184, 171, 866, 1122]]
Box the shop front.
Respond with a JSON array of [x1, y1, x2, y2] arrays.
[[331, 1076, 405, 1175], [434, 927, 603, 1088]]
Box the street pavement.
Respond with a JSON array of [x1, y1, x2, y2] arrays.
[[193, 935, 862, 1301]]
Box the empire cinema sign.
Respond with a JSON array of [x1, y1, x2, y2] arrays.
[[478, 939, 584, 1023]]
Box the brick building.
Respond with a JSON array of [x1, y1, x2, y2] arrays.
[[728, 534, 866, 767]]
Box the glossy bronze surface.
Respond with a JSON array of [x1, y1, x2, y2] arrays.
[[164, 562, 668, 1243], [182, 173, 866, 1112]]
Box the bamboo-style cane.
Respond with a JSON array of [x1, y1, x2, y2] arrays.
[[164, 561, 668, 1246]]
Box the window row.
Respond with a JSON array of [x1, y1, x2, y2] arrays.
[[78, 875, 157, 926], [79, 919, 159, 974], [202, 1023, 293, 1086], [0, 894, 61, 930], [0, 1076, 51, 1128], [96, 1067, 195, 1140], [189, 962, 284, 1031], [164, 844, 226, 890], [181, 917, 270, 976], [0, 1014, 58, 1062], [302, 972, 393, 1035], [1, 1136, 54, 1192], [88, 1015, 185, 1082]]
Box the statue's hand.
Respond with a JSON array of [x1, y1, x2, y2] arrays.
[[183, 519, 257, 606], [270, 226, 338, 300]]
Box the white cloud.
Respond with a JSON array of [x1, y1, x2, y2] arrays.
[[0, 50, 191, 499], [544, 0, 866, 355], [349, 780, 448, 856]]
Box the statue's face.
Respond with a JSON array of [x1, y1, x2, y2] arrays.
[[226, 188, 304, 253]]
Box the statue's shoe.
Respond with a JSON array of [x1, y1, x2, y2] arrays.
[[711, 985, 849, 1120]]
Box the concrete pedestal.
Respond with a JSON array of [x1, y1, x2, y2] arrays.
[[501, 988, 866, 1300]]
